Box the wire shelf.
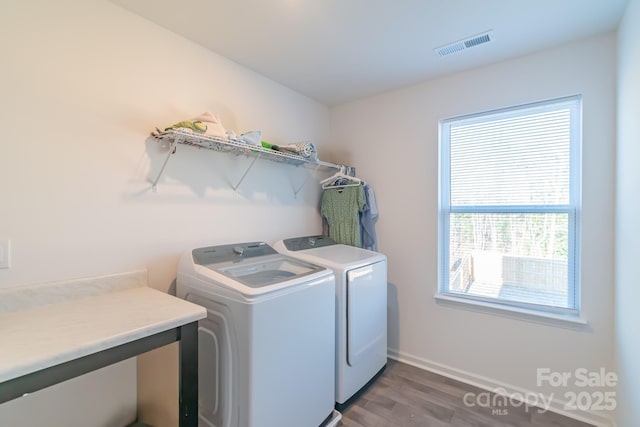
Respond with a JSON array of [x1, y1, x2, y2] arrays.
[[159, 128, 341, 168], [150, 128, 343, 192]]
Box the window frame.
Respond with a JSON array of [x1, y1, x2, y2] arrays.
[[437, 95, 582, 318]]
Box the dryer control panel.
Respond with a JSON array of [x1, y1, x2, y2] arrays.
[[282, 235, 336, 251]]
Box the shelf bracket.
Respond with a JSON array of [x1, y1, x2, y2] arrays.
[[232, 153, 261, 191], [293, 163, 321, 198], [151, 136, 181, 192]]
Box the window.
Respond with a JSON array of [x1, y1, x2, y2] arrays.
[[438, 96, 581, 316]]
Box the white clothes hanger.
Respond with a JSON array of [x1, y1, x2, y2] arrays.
[[321, 166, 365, 189]]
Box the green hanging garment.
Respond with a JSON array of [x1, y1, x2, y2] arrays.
[[320, 186, 366, 247]]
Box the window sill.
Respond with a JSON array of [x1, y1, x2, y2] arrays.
[[434, 293, 588, 330]]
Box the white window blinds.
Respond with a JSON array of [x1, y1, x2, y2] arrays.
[[439, 96, 581, 314]]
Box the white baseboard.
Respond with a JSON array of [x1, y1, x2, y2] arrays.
[[387, 348, 616, 427]]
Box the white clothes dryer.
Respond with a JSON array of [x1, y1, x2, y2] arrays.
[[177, 242, 341, 427], [273, 236, 387, 409]]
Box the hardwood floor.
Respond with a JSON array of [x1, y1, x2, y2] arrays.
[[339, 359, 594, 427]]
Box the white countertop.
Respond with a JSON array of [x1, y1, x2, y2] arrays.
[[0, 274, 206, 383]]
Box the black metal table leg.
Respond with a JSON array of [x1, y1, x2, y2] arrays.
[[178, 321, 198, 427]]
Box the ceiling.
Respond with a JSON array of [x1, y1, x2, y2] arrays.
[[112, 0, 629, 106]]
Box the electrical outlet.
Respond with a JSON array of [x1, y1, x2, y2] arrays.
[[0, 240, 11, 269]]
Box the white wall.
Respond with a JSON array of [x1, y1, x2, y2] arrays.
[[0, 361, 136, 427], [0, 1, 329, 426], [616, 0, 640, 425], [330, 33, 616, 425]]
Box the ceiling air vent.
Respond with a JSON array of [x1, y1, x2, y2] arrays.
[[435, 30, 494, 57]]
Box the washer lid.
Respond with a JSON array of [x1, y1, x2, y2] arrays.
[[216, 257, 324, 288], [191, 242, 326, 288]]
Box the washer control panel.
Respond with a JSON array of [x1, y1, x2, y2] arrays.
[[192, 242, 277, 265]]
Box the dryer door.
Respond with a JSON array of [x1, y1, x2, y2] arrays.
[[346, 261, 387, 366]]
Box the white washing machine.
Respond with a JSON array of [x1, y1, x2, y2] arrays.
[[273, 236, 387, 409], [176, 242, 342, 427]]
